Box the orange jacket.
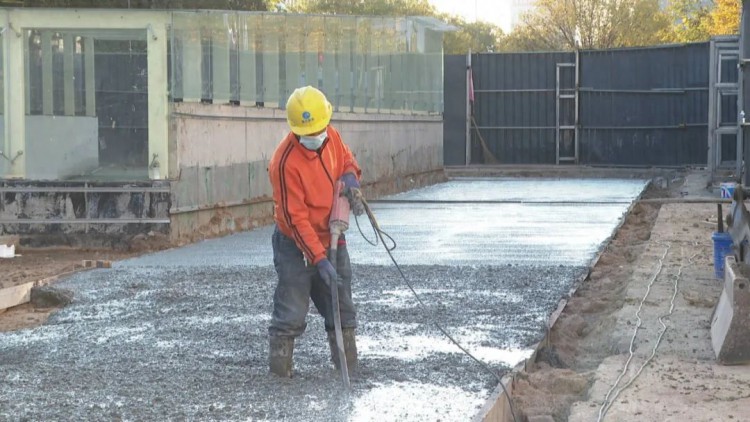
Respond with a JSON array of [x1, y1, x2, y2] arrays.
[[269, 125, 361, 265]]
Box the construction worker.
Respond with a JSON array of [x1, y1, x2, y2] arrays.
[[267, 86, 364, 378]]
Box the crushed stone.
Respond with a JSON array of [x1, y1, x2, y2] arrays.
[[1, 264, 584, 421]]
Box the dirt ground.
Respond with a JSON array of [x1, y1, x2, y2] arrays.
[[4, 170, 748, 421], [0, 228, 176, 325], [513, 180, 750, 421], [1, 247, 150, 332]]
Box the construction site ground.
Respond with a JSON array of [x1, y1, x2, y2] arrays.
[[2, 168, 748, 421], [1, 249, 134, 331], [513, 171, 750, 421]]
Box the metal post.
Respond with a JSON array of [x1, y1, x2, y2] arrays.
[[573, 49, 581, 164], [465, 50, 471, 166], [5, 14, 16, 177], [743, 0, 750, 185], [41, 31, 53, 115], [709, 39, 716, 178], [84, 36, 96, 117], [748, 1, 750, 186], [734, 79, 745, 181], [23, 31, 30, 116], [349, 32, 355, 113], [62, 33, 74, 116], [555, 64, 560, 165], [84, 182, 89, 234]]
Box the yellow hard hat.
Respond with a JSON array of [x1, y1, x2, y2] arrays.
[[286, 86, 333, 136]]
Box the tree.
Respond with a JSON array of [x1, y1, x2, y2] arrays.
[[502, 22, 570, 51], [294, 0, 503, 54], [291, 0, 436, 16], [440, 15, 504, 53], [659, 0, 712, 43], [659, 0, 740, 43], [16, 0, 270, 9], [506, 0, 669, 51], [706, 0, 741, 35]]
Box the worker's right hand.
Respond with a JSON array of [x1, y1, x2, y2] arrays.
[[339, 173, 365, 216], [316, 258, 338, 287]]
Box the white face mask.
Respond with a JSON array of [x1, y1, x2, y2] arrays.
[[299, 131, 328, 150]]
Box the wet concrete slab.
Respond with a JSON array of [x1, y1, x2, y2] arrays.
[[0, 178, 648, 421], [124, 178, 649, 268], [387, 178, 646, 203]]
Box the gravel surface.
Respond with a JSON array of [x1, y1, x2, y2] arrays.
[[0, 263, 585, 421], [0, 178, 645, 420]]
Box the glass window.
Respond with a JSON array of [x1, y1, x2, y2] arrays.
[[169, 12, 448, 115], [24, 29, 149, 181]]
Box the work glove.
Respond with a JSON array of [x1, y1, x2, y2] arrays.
[[340, 173, 365, 217], [316, 258, 339, 287]]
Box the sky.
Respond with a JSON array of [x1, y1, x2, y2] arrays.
[[428, 0, 513, 32]]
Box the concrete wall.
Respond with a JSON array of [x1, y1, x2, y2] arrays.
[[0, 105, 443, 248], [24, 116, 99, 180], [169, 103, 444, 243]]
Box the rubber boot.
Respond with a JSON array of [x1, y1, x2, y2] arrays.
[[269, 336, 294, 378], [328, 328, 358, 373]]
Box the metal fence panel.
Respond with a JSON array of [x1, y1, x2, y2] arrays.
[[470, 52, 574, 164], [579, 43, 709, 165], [448, 43, 711, 166], [443, 55, 466, 165]]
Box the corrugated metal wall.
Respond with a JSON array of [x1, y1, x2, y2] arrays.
[[443, 55, 466, 166], [470, 52, 575, 164], [444, 42, 711, 166], [579, 43, 709, 166]]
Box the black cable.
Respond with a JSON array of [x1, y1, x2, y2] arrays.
[[355, 210, 396, 251], [357, 198, 519, 422], [354, 208, 381, 246]]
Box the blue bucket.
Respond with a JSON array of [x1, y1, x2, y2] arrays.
[[713, 232, 733, 279], [720, 182, 736, 199]]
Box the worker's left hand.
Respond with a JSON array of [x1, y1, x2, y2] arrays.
[[340, 173, 365, 216]]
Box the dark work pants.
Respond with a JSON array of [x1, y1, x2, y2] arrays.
[[268, 225, 356, 338]]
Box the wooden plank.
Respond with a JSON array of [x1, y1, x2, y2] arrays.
[[474, 373, 515, 422], [0, 282, 33, 310], [0, 265, 93, 311]]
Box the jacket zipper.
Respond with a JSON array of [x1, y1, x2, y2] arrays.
[[317, 143, 334, 187]]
